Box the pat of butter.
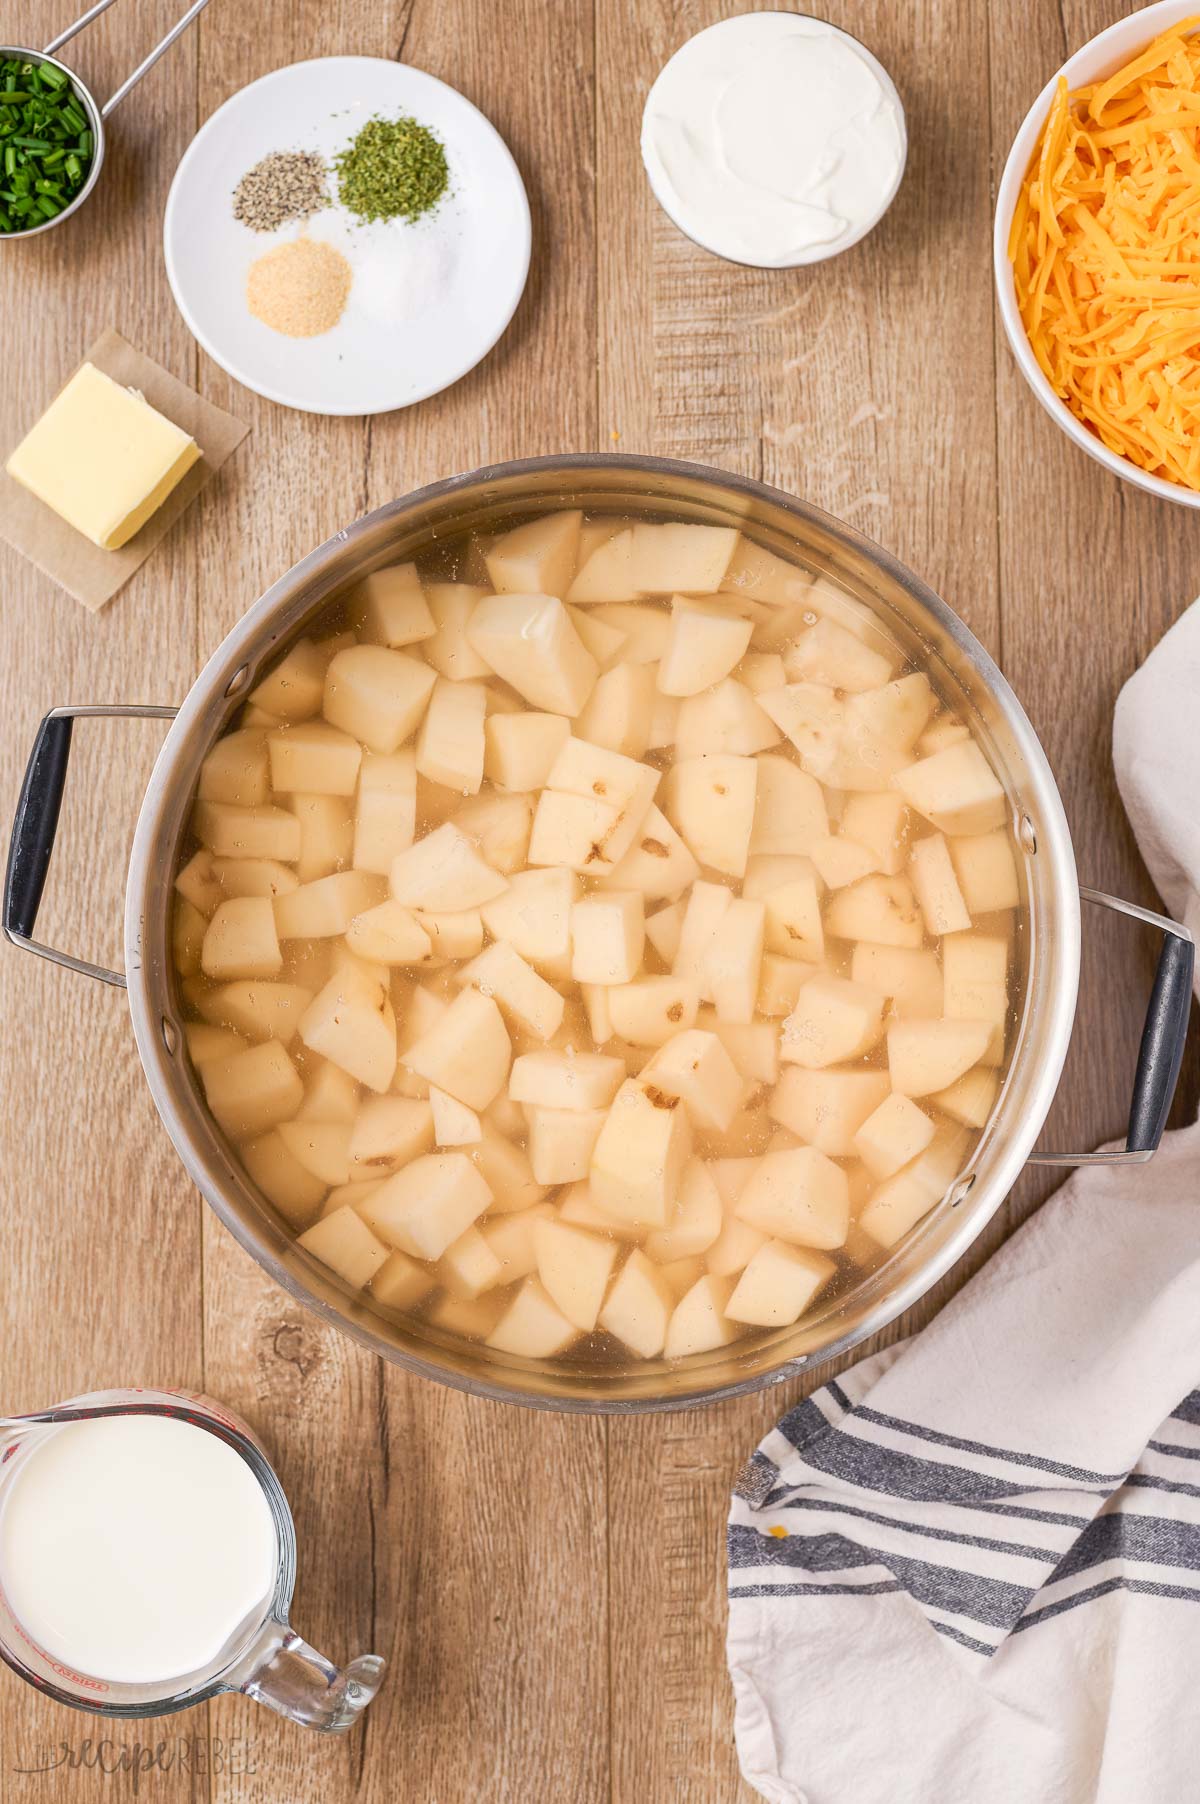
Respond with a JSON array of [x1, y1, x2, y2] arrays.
[[5, 362, 201, 550]]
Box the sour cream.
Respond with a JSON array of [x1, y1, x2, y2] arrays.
[[641, 13, 906, 269]]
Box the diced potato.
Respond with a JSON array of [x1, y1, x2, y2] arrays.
[[487, 1277, 579, 1358], [278, 1119, 352, 1186], [201, 1039, 304, 1141], [298, 1206, 389, 1289], [352, 750, 416, 876], [347, 562, 435, 647], [201, 897, 282, 982], [647, 690, 681, 750], [297, 1057, 360, 1124], [597, 804, 700, 902], [783, 617, 893, 692], [756, 953, 811, 1017], [438, 1224, 503, 1298], [347, 1096, 433, 1167], [630, 523, 739, 595], [768, 1067, 890, 1155], [212, 856, 299, 901], [942, 933, 1009, 1064], [895, 740, 1007, 836], [481, 866, 578, 976], [471, 1122, 548, 1214], [360, 1151, 492, 1260], [571, 890, 645, 984], [423, 583, 495, 680], [403, 987, 511, 1111], [415, 910, 485, 961], [744, 855, 824, 963], [485, 510, 581, 597], [192, 802, 301, 864], [657, 597, 753, 696], [857, 1151, 954, 1250], [699, 1012, 780, 1085], [705, 1210, 767, 1279], [606, 976, 699, 1047], [590, 602, 670, 664], [456, 945, 561, 1046], [949, 830, 1020, 913], [345, 899, 431, 965], [525, 1104, 606, 1182], [567, 527, 639, 603], [543, 737, 660, 865], [780, 974, 885, 1069], [208, 980, 313, 1046], [850, 942, 943, 1016], [840, 792, 910, 875], [370, 1250, 436, 1312], [644, 1159, 722, 1261], [918, 714, 971, 757], [527, 789, 623, 874], [173, 901, 209, 984], [735, 1147, 849, 1249], [663, 1274, 738, 1358], [910, 834, 972, 936], [267, 722, 362, 797], [590, 1078, 693, 1225], [484, 710, 571, 792], [299, 969, 397, 1092], [451, 791, 533, 875], [274, 871, 387, 940], [285, 795, 349, 885], [736, 652, 787, 693], [825, 874, 923, 948], [931, 1066, 999, 1127], [663, 754, 757, 879], [574, 661, 657, 759], [510, 1048, 625, 1111], [390, 823, 508, 911], [198, 729, 270, 807], [639, 1028, 742, 1132], [757, 682, 845, 781], [580, 983, 614, 1044], [598, 1250, 675, 1357], [430, 1086, 483, 1146], [467, 593, 598, 716], [569, 605, 628, 670], [887, 1018, 992, 1097], [557, 1182, 646, 1242], [674, 678, 781, 759], [854, 1093, 936, 1180], [673, 881, 734, 997], [479, 1203, 556, 1283], [323, 645, 436, 754], [809, 835, 878, 890], [706, 898, 765, 1024], [645, 899, 685, 966], [533, 1217, 619, 1330], [415, 679, 487, 793], [727, 1240, 835, 1327], [248, 637, 326, 721], [176, 849, 223, 916], [242, 1130, 327, 1227], [186, 1022, 248, 1065], [429, 1290, 509, 1339], [719, 539, 813, 609], [748, 754, 829, 859]]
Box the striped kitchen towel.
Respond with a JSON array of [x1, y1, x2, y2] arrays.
[[728, 600, 1200, 1804]]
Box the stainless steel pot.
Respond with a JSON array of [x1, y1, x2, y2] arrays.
[[5, 456, 1194, 1412]]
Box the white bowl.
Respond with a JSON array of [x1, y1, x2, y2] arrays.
[[993, 0, 1200, 507]]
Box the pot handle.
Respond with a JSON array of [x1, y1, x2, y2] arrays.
[[1029, 887, 1195, 1168], [3, 705, 177, 988]]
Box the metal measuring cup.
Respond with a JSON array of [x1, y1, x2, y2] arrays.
[[0, 0, 213, 239]]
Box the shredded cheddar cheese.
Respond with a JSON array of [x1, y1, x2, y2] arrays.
[[1010, 17, 1200, 489]]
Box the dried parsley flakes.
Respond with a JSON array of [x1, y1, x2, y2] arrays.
[[334, 114, 449, 225]]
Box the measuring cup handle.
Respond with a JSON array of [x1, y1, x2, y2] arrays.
[[235, 1620, 385, 1734]]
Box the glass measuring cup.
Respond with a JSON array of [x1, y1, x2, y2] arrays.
[[0, 1388, 385, 1733]]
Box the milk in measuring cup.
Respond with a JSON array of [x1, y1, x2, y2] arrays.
[[0, 1414, 277, 1684]]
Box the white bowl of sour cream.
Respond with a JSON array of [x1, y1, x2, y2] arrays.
[[640, 11, 906, 269]]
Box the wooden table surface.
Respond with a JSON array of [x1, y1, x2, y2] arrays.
[[2, 1, 1197, 1798]]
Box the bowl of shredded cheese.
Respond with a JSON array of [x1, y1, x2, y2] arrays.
[[995, 1, 1200, 504]]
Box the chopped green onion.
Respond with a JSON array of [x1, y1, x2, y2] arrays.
[[35, 194, 61, 218], [0, 55, 95, 231]]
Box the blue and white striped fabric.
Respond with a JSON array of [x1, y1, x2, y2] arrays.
[[727, 603, 1200, 1804]]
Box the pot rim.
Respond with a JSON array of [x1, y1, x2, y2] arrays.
[[123, 453, 1081, 1413]]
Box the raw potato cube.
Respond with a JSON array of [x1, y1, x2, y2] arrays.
[[645, 1159, 722, 1261], [212, 857, 299, 901], [640, 1029, 742, 1132], [858, 1165, 946, 1250], [485, 509, 581, 597], [480, 1203, 556, 1283], [727, 1241, 835, 1327], [663, 1274, 738, 1358], [850, 943, 943, 1017], [345, 900, 432, 965], [943, 933, 1009, 1064], [557, 1182, 647, 1242], [910, 834, 972, 935], [526, 1102, 607, 1182], [192, 802, 301, 864], [918, 714, 971, 757], [430, 1086, 483, 1146], [361, 1151, 493, 1259], [544, 737, 660, 864], [390, 823, 508, 910], [756, 954, 811, 1017], [438, 1225, 503, 1298], [511, 1049, 625, 1111], [472, 1122, 549, 1214], [467, 593, 598, 715], [198, 730, 270, 807], [674, 678, 781, 759], [267, 722, 362, 796], [209, 980, 313, 1046], [647, 690, 681, 749], [353, 751, 416, 875], [487, 1277, 579, 1358], [571, 890, 645, 983], [663, 755, 757, 879], [424, 584, 495, 680], [706, 898, 765, 1024], [416, 680, 486, 793], [298, 1058, 360, 1124], [949, 830, 1019, 913], [854, 1093, 936, 1180], [674, 881, 734, 996], [744, 855, 824, 963], [808, 578, 902, 663], [735, 1147, 849, 1249], [534, 1218, 619, 1330], [706, 1210, 767, 1279], [590, 602, 670, 664], [403, 987, 512, 1111], [278, 1120, 352, 1186], [484, 710, 571, 792], [757, 683, 846, 782], [274, 872, 387, 940], [298, 1207, 389, 1289], [719, 539, 813, 608], [323, 645, 436, 754], [282, 795, 346, 886], [825, 874, 923, 948], [567, 527, 639, 603], [809, 835, 878, 890], [458, 941, 564, 1042], [569, 605, 628, 669], [607, 976, 699, 1047], [174, 897, 206, 975], [481, 867, 578, 975], [838, 676, 935, 788], [783, 617, 893, 692], [201, 897, 282, 981], [452, 791, 534, 874], [249, 638, 326, 721], [768, 1067, 890, 1156], [176, 848, 223, 916], [201, 1040, 303, 1141], [527, 790, 623, 873], [780, 974, 886, 1069], [415, 910, 485, 961], [736, 652, 787, 693], [887, 1018, 992, 1096], [429, 1290, 509, 1339], [598, 1250, 675, 1358], [841, 792, 910, 875], [242, 1130, 327, 1228], [574, 661, 657, 759], [630, 522, 739, 595], [590, 1078, 693, 1225], [749, 754, 829, 858], [299, 969, 397, 1092], [699, 1013, 780, 1085], [581, 983, 614, 1044], [895, 740, 1007, 836], [658, 598, 754, 696], [186, 1023, 248, 1065], [371, 1250, 436, 1312], [645, 900, 685, 966], [349, 1095, 434, 1166], [598, 804, 700, 902], [931, 1066, 999, 1128], [348, 561, 435, 647]]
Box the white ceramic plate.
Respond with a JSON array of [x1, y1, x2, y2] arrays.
[[164, 57, 531, 416]]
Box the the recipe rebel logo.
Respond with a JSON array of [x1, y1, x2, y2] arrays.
[[10, 1735, 258, 1790]]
